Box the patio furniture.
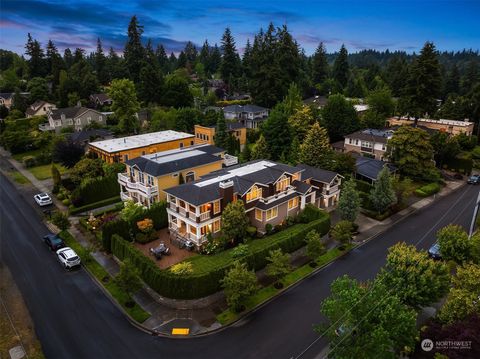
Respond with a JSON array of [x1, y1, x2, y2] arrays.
[[149, 247, 162, 260]]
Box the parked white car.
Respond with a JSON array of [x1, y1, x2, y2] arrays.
[[34, 193, 53, 206], [56, 247, 81, 269]]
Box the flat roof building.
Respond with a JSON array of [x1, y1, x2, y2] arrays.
[[88, 130, 195, 163]]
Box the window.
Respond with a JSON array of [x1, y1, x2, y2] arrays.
[[87, 116, 92, 124], [123, 154, 129, 161], [179, 200, 186, 208], [349, 138, 352, 144], [190, 140, 194, 146], [99, 115, 103, 121], [169, 195, 176, 203], [288, 197, 299, 210], [179, 143, 184, 148], [200, 225, 210, 235], [276, 175, 290, 192], [67, 119, 73, 125], [200, 203, 210, 213], [142, 151, 146, 155], [138, 171, 144, 184], [246, 185, 261, 202], [75, 118, 81, 125], [190, 226, 197, 235], [266, 207, 278, 221], [213, 200, 220, 214], [147, 175, 154, 186], [355, 139, 359, 145], [185, 171, 195, 183], [213, 219, 220, 233], [361, 141, 372, 148], [189, 204, 196, 213], [255, 209, 262, 221]]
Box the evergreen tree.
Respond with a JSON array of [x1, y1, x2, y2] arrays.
[[322, 94, 359, 141], [283, 82, 303, 116], [288, 136, 301, 165], [262, 105, 292, 160], [333, 44, 349, 89], [27, 77, 49, 102], [124, 15, 145, 83], [177, 51, 187, 69], [214, 115, 228, 148], [63, 48, 73, 69], [369, 167, 396, 213], [299, 122, 333, 169], [46, 39, 63, 86], [250, 134, 270, 160], [137, 39, 163, 105], [338, 179, 361, 222], [220, 28, 240, 89], [312, 42, 329, 84], [94, 38, 108, 84], [461, 60, 480, 95], [210, 44, 222, 74], [276, 25, 301, 98], [385, 55, 409, 97], [106, 47, 128, 80], [404, 42, 442, 118], [162, 73, 193, 108], [25, 33, 45, 78], [155, 44, 170, 74], [239, 142, 251, 163], [199, 40, 211, 74], [444, 63, 460, 96], [184, 41, 198, 66], [242, 39, 253, 79]]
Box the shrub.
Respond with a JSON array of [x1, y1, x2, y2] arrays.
[[265, 223, 273, 234], [298, 204, 325, 223], [305, 230, 325, 263], [135, 232, 156, 244], [51, 211, 71, 230], [330, 220, 354, 246], [62, 198, 70, 205], [170, 262, 193, 275], [415, 182, 441, 197], [22, 156, 36, 168], [246, 226, 257, 237], [70, 175, 119, 206], [137, 218, 154, 233], [231, 244, 250, 259], [69, 196, 121, 215]]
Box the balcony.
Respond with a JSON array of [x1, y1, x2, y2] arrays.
[[323, 185, 339, 196], [199, 212, 211, 221], [360, 146, 373, 153], [169, 202, 177, 210], [118, 173, 158, 197]]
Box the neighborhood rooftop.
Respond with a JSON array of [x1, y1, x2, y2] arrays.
[[223, 104, 268, 112], [89, 130, 194, 153], [394, 116, 473, 127], [127, 144, 224, 177], [346, 128, 394, 143]]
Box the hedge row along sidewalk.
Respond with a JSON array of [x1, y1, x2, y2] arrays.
[[109, 213, 331, 299], [58, 230, 150, 323]]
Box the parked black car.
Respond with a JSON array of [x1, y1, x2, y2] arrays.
[[43, 234, 65, 251], [467, 175, 480, 184]]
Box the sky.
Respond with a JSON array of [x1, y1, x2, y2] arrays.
[[1, 0, 479, 56]]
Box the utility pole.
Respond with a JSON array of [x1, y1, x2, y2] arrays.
[[468, 190, 480, 239]]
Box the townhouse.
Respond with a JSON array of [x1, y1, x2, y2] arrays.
[[164, 160, 342, 248], [118, 144, 228, 206], [88, 130, 195, 163]]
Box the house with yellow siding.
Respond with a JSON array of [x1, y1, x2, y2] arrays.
[[88, 130, 195, 163], [194, 123, 247, 149], [118, 144, 229, 207]]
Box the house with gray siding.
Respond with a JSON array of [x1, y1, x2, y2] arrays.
[[42, 106, 106, 132]]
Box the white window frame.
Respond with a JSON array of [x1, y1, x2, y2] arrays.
[[255, 209, 262, 221], [246, 185, 261, 202], [266, 206, 278, 221]]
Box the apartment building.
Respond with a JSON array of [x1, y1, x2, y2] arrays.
[[164, 160, 342, 248], [194, 123, 247, 149], [89, 130, 195, 163], [344, 129, 394, 160], [387, 116, 474, 136], [118, 144, 228, 206]]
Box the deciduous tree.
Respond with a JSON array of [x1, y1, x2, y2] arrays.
[[221, 261, 257, 312], [108, 78, 140, 134], [437, 224, 471, 263], [221, 200, 249, 244]]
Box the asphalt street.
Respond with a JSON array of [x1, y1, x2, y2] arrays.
[[1, 172, 477, 359]]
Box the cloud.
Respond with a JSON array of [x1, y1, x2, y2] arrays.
[[0, 19, 28, 29], [295, 34, 341, 45]]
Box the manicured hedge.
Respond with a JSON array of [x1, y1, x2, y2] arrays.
[[110, 213, 330, 299], [415, 182, 441, 197], [71, 175, 119, 206], [69, 196, 121, 215], [443, 156, 473, 175]]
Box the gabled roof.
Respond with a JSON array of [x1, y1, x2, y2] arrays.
[[90, 93, 111, 103], [354, 155, 396, 180], [0, 93, 14, 100], [295, 164, 340, 184], [69, 129, 112, 143], [223, 104, 268, 113], [50, 106, 99, 120], [26, 100, 52, 115], [292, 180, 312, 194], [125, 144, 224, 177], [345, 128, 394, 144]]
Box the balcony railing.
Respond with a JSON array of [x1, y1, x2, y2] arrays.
[[199, 212, 210, 221], [118, 173, 158, 196], [224, 154, 238, 167], [169, 202, 177, 210], [360, 146, 373, 153]]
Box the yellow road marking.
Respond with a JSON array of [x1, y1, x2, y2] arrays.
[[171, 328, 190, 335]]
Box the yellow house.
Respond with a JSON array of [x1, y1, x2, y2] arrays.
[[194, 123, 247, 149], [89, 130, 196, 163], [118, 144, 227, 206]]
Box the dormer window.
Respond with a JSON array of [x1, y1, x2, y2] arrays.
[[276, 175, 290, 192], [246, 185, 261, 202]]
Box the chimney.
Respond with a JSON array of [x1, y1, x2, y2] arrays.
[[219, 179, 234, 208], [76, 101, 82, 108]]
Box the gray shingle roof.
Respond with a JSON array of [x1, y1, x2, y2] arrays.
[[345, 128, 394, 144], [223, 104, 268, 113], [296, 164, 339, 184], [256, 192, 298, 210], [292, 180, 312, 194], [50, 107, 93, 120], [354, 156, 396, 180], [69, 129, 112, 143]]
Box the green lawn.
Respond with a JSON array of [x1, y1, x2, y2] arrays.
[[59, 231, 150, 323], [216, 244, 354, 325], [8, 171, 31, 185], [11, 149, 44, 161], [28, 164, 68, 180]]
